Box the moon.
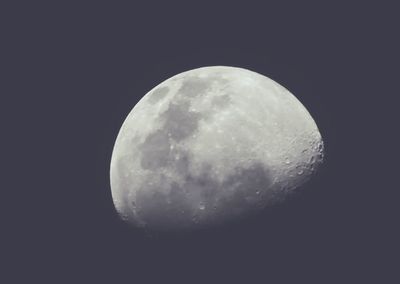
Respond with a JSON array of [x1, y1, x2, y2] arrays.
[[110, 66, 324, 231]]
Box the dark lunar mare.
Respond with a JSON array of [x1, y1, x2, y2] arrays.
[[138, 93, 202, 171], [138, 75, 233, 172]]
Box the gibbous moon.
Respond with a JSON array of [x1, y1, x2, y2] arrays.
[[110, 66, 324, 231]]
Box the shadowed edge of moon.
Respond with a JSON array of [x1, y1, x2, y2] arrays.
[[134, 157, 275, 232]]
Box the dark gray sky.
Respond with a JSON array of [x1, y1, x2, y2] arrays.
[[3, 1, 397, 283]]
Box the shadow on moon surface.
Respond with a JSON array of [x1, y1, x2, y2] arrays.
[[134, 158, 275, 232]]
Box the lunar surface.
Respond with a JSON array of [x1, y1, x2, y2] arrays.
[[110, 66, 324, 231]]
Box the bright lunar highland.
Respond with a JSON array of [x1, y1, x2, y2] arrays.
[[110, 66, 324, 231]]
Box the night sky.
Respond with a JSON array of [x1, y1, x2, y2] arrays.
[[4, 2, 397, 283]]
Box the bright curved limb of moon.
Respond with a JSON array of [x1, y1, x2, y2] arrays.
[[110, 66, 324, 231]]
